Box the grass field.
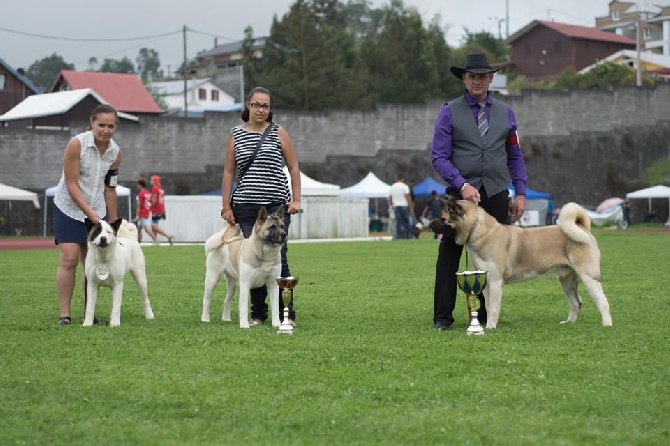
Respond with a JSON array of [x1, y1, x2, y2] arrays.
[[1, 229, 668, 445]]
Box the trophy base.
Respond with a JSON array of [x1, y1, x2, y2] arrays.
[[466, 311, 485, 336], [277, 323, 294, 335]]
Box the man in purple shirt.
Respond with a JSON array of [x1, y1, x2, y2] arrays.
[[431, 53, 528, 330]]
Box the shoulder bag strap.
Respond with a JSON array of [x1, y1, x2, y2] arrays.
[[238, 123, 276, 179]]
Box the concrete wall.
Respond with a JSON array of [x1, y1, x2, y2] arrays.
[[2, 84, 670, 235]]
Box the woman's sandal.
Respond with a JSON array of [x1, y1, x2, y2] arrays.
[[57, 316, 71, 326]]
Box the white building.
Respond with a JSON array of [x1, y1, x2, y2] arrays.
[[147, 78, 235, 112]]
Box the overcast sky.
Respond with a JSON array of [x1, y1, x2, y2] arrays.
[[1, 0, 614, 73]]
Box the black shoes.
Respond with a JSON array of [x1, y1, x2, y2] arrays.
[[434, 321, 452, 331], [57, 316, 71, 325]]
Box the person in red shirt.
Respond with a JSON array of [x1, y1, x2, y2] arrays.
[[135, 177, 158, 244], [150, 175, 175, 245]]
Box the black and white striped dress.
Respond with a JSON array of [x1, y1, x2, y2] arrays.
[[230, 124, 290, 205]]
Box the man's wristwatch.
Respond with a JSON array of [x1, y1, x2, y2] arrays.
[[460, 183, 469, 194]]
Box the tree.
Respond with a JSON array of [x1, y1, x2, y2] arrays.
[[460, 29, 508, 61], [98, 57, 135, 73], [136, 48, 163, 83], [256, 0, 373, 110], [360, 0, 439, 104], [25, 53, 74, 92], [88, 57, 99, 71]]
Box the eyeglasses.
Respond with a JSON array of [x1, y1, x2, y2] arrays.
[[249, 102, 271, 111]]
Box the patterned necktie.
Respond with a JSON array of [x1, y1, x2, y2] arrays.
[[478, 101, 489, 143]]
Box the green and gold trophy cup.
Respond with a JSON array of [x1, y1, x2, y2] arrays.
[[275, 276, 299, 334], [456, 270, 487, 336]]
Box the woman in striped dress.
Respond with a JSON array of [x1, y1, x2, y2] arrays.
[[220, 87, 302, 326]]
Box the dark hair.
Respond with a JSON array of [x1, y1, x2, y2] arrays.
[[241, 86, 273, 123], [90, 104, 118, 122], [137, 177, 147, 187]]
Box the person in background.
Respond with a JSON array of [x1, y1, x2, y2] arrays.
[[53, 104, 122, 325], [149, 175, 175, 245], [431, 52, 528, 331], [389, 174, 413, 239], [421, 190, 443, 239], [135, 177, 158, 245], [220, 86, 302, 327]]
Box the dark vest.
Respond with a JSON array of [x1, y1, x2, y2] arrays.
[[449, 96, 510, 196]]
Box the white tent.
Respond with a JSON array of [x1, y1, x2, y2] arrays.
[[339, 172, 391, 198], [43, 185, 132, 236], [0, 183, 40, 208], [282, 167, 341, 196], [626, 185, 670, 226]]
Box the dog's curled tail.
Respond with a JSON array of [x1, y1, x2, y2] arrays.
[[558, 202, 593, 244], [204, 224, 242, 255]]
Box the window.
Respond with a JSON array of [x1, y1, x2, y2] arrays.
[[0, 73, 5, 90], [612, 10, 620, 21], [211, 90, 219, 101], [644, 27, 652, 40], [198, 88, 206, 100]]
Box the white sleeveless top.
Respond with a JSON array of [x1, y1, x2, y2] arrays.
[[54, 131, 120, 221]]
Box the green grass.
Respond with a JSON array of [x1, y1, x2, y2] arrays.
[[1, 230, 669, 445]]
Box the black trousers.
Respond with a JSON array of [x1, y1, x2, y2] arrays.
[[233, 203, 294, 322], [433, 188, 510, 326]]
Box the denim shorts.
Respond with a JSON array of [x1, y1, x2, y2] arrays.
[[54, 206, 87, 245]]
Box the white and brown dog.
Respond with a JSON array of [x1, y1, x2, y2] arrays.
[[201, 206, 285, 328], [435, 197, 612, 329], [84, 218, 155, 327]]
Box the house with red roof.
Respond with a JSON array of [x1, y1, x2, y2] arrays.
[[50, 70, 163, 116], [506, 20, 637, 81]]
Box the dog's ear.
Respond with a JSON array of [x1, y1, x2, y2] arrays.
[[257, 206, 268, 222], [276, 205, 285, 218], [443, 196, 461, 217], [84, 218, 95, 232], [110, 218, 123, 233]]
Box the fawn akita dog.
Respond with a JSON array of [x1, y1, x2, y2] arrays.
[[201, 206, 285, 328], [435, 197, 612, 329]]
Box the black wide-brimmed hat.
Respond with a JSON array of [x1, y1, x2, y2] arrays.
[[450, 53, 500, 79]]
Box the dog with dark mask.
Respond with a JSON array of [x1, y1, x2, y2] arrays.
[[201, 206, 285, 328]]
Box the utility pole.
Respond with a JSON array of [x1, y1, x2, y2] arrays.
[[505, 0, 509, 39], [183, 25, 188, 116], [239, 64, 245, 104], [636, 11, 642, 87]]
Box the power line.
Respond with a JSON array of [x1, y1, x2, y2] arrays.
[[0, 25, 182, 42], [188, 28, 238, 42]]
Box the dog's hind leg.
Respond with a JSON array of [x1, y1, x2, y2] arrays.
[[83, 282, 98, 327], [109, 283, 124, 327], [131, 266, 154, 321], [221, 276, 236, 322], [201, 260, 222, 323], [558, 271, 582, 324], [580, 275, 612, 326]]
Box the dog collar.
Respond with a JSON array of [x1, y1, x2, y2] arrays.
[[465, 216, 479, 244]]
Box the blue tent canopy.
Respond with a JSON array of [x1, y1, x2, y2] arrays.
[[508, 183, 551, 200], [412, 177, 447, 197]]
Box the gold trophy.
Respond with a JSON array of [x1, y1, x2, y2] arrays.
[[456, 270, 487, 335], [275, 276, 299, 334]]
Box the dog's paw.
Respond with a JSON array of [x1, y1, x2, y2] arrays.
[[109, 319, 120, 327], [82, 320, 93, 327], [239, 323, 250, 329]]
